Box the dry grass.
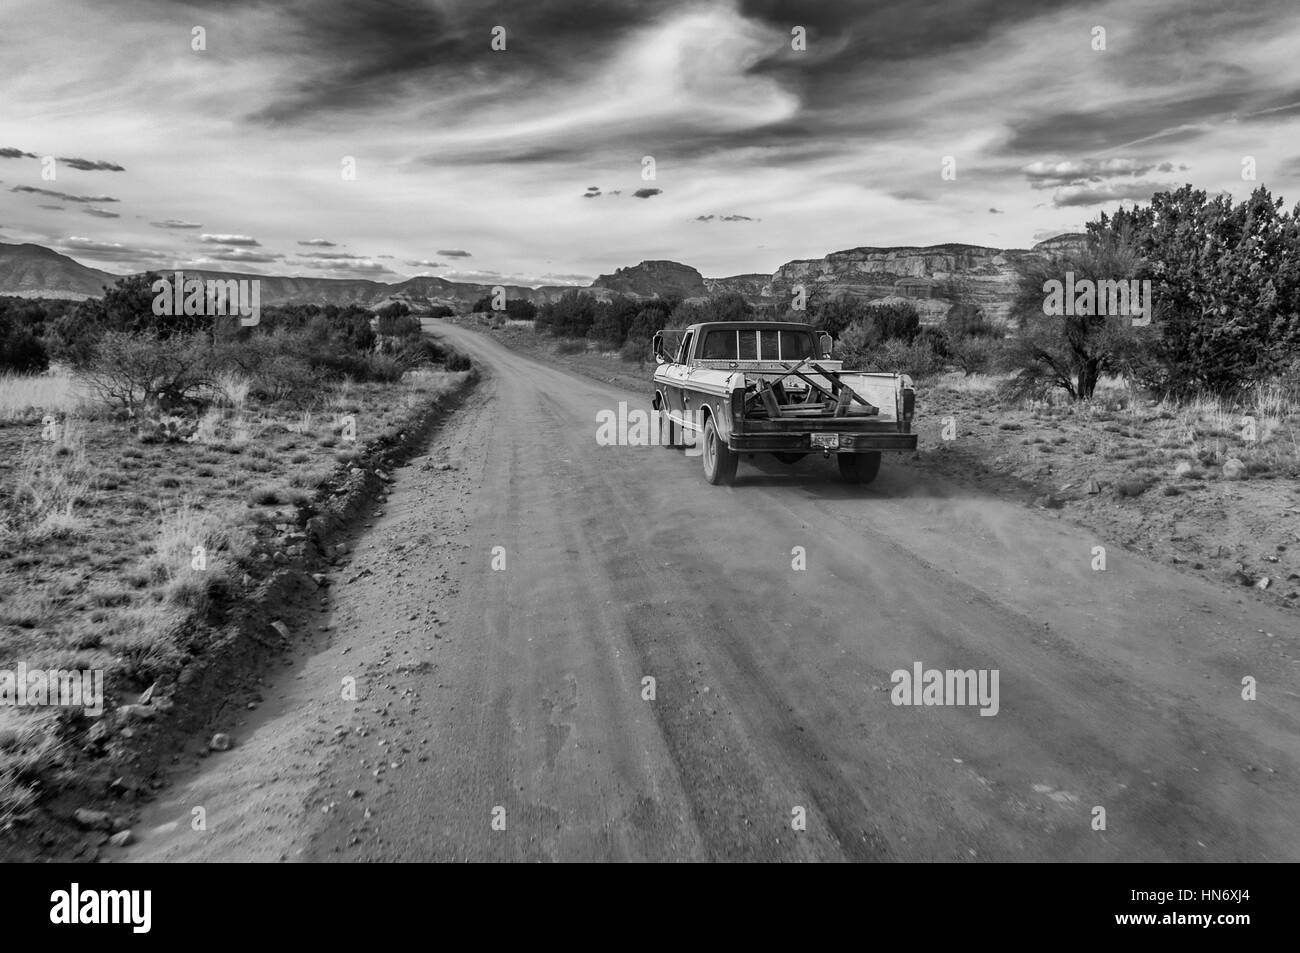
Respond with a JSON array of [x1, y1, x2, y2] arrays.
[[930, 370, 1006, 394], [212, 370, 252, 409], [0, 712, 62, 828], [1, 372, 465, 660], [139, 498, 248, 611], [1, 419, 92, 544], [0, 359, 472, 829], [288, 410, 315, 435], [0, 369, 85, 420]]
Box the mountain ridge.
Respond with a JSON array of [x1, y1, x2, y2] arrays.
[[0, 234, 1088, 323]]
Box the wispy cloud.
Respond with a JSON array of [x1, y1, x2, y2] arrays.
[[10, 185, 118, 203]]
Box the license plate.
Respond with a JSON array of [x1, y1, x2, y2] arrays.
[[811, 433, 839, 449]]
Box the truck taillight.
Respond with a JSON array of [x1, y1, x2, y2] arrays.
[[903, 388, 915, 430]]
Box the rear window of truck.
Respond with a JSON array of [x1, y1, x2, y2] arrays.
[[701, 329, 814, 361]]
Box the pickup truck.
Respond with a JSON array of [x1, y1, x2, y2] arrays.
[[651, 321, 917, 486]]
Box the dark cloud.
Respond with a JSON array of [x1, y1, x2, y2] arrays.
[[1003, 89, 1253, 155], [151, 219, 203, 229], [988, 208, 1004, 214], [1050, 181, 1173, 208], [632, 188, 662, 199], [38, 204, 65, 211], [56, 237, 169, 262], [246, 0, 677, 123], [1235, 85, 1300, 122], [404, 259, 444, 268], [203, 248, 282, 263], [10, 185, 118, 203], [58, 157, 125, 171], [0, 148, 122, 169], [82, 207, 120, 218], [297, 238, 337, 246], [438, 249, 472, 257]]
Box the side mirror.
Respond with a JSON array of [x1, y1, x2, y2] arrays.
[[652, 331, 666, 364], [819, 332, 833, 359]]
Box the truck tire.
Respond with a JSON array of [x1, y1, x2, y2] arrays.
[[838, 451, 881, 484], [702, 415, 738, 485]]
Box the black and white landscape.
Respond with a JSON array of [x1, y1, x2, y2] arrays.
[[1, 0, 1298, 879]]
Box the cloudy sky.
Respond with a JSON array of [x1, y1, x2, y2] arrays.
[[2, 0, 1300, 285]]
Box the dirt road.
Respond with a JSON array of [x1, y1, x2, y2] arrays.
[[126, 321, 1300, 862]]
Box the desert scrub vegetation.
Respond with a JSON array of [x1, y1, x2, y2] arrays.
[[999, 185, 1300, 405], [0, 283, 473, 827]]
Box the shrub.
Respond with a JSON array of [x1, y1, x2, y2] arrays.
[[1002, 228, 1144, 400], [702, 292, 752, 323], [834, 320, 874, 368], [589, 296, 642, 348], [213, 370, 252, 408], [136, 414, 198, 444], [248, 485, 283, 506], [0, 322, 49, 374], [252, 352, 316, 403], [555, 338, 586, 355], [866, 337, 944, 377], [943, 302, 999, 341], [470, 296, 538, 320], [537, 291, 597, 337], [442, 346, 472, 372], [865, 302, 921, 344], [947, 334, 1000, 375], [1094, 185, 1300, 397], [76, 331, 215, 414], [376, 312, 422, 338], [362, 353, 405, 383], [50, 272, 211, 368], [808, 297, 871, 337]]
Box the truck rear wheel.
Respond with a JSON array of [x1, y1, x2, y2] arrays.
[[838, 451, 881, 485], [703, 416, 738, 485]]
